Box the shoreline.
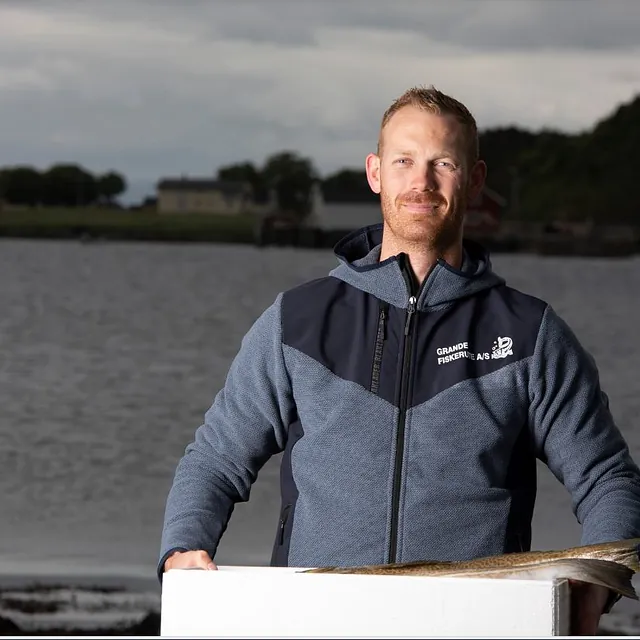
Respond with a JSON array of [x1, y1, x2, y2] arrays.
[[0, 572, 160, 636], [1, 227, 638, 259], [0, 209, 638, 257], [0, 560, 161, 636]]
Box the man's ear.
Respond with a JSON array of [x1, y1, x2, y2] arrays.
[[365, 153, 381, 194], [468, 159, 487, 201]]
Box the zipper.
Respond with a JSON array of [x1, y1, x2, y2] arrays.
[[388, 253, 424, 563], [278, 505, 291, 545], [370, 302, 388, 394], [388, 292, 417, 563]]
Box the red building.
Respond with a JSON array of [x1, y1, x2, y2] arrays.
[[464, 187, 506, 234]]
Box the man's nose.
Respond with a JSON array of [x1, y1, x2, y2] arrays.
[[410, 165, 438, 191]]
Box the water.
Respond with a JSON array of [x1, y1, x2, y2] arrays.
[[1, 238, 639, 631]]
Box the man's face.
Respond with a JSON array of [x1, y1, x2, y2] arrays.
[[365, 106, 485, 247]]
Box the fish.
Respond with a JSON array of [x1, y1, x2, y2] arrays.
[[301, 538, 640, 600]]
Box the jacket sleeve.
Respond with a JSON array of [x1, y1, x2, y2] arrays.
[[528, 304, 640, 545], [158, 293, 294, 577]]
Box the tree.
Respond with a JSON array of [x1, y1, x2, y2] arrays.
[[321, 168, 378, 203], [97, 171, 127, 205], [476, 93, 640, 224], [217, 161, 268, 204], [0, 166, 44, 205], [42, 164, 98, 207], [261, 151, 318, 220], [478, 127, 539, 212]]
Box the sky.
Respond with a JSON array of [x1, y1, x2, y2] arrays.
[[1, 0, 639, 203]]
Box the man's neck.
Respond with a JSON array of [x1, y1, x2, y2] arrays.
[[379, 235, 464, 286]]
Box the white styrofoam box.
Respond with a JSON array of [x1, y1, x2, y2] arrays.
[[160, 566, 570, 637]]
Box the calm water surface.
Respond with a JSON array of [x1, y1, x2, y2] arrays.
[[1, 238, 639, 589]]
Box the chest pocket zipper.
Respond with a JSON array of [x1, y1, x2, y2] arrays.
[[370, 301, 388, 394]]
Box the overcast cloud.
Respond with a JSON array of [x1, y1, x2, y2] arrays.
[[1, 0, 639, 202]]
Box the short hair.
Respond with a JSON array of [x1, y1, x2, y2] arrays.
[[377, 85, 479, 163]]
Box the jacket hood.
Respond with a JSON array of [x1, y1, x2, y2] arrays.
[[329, 223, 505, 310]]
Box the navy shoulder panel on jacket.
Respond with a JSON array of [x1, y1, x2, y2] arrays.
[[281, 275, 549, 408], [410, 285, 548, 405], [281, 275, 389, 399]]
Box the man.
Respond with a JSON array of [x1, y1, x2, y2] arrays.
[[160, 86, 640, 634]]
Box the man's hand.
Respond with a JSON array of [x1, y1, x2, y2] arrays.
[[570, 582, 611, 636], [164, 550, 218, 572]]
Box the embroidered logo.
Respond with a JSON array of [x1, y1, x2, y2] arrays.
[[492, 336, 513, 359], [436, 336, 515, 365]]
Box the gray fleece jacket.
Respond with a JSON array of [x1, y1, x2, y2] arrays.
[[159, 224, 640, 576]]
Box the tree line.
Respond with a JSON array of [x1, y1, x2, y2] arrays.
[[0, 164, 127, 207], [478, 92, 639, 224], [1, 92, 638, 224], [215, 151, 378, 221], [217, 92, 640, 225]]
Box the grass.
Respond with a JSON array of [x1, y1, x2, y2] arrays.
[[0, 208, 258, 244]]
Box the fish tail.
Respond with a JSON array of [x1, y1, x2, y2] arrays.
[[452, 558, 638, 601], [569, 558, 638, 600]]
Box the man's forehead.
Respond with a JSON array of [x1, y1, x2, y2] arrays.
[[382, 110, 464, 152], [385, 108, 461, 137]]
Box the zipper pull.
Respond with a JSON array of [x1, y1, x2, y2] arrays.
[[404, 296, 417, 335], [278, 506, 290, 545]]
